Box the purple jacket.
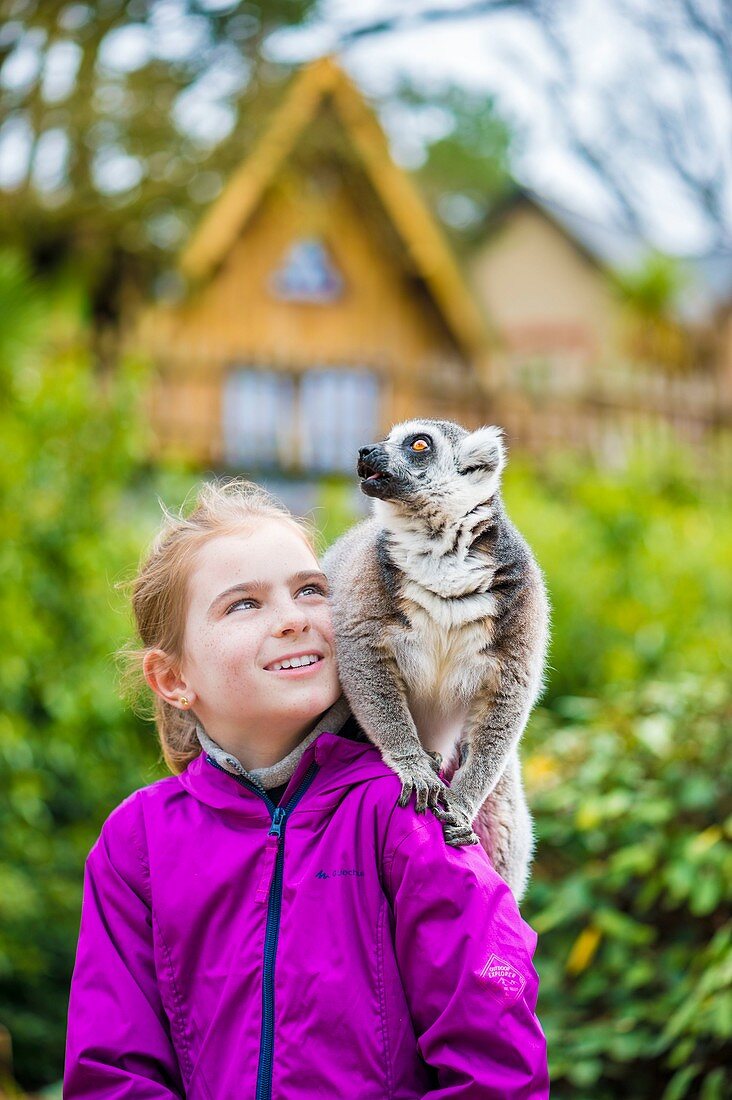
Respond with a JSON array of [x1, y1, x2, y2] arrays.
[[64, 728, 549, 1099]]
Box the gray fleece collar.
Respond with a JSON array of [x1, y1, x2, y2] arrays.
[[195, 695, 352, 792]]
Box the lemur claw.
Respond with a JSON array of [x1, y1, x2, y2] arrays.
[[443, 823, 481, 847], [433, 798, 480, 846], [392, 752, 449, 814], [432, 803, 459, 826]]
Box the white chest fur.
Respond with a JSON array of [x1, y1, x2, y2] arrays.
[[381, 512, 501, 753], [389, 604, 497, 701], [385, 600, 499, 755]]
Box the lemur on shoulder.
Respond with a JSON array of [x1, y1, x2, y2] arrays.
[[323, 419, 549, 900]]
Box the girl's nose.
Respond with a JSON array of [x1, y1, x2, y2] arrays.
[[275, 604, 310, 637]]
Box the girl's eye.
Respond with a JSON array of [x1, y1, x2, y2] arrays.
[[225, 585, 326, 613], [226, 598, 257, 614], [298, 584, 327, 598], [411, 437, 430, 452]]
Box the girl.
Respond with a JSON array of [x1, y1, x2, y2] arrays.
[[64, 478, 549, 1099]]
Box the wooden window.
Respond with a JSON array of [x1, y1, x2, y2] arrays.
[[300, 368, 380, 472], [222, 367, 379, 472], [222, 369, 295, 468], [269, 238, 344, 303]]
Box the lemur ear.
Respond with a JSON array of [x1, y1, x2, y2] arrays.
[[456, 426, 506, 476]]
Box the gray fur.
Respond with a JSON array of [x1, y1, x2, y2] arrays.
[[323, 419, 550, 900]]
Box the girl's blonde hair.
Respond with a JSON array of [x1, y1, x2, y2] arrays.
[[120, 478, 318, 775]]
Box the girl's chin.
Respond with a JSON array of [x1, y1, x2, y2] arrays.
[[299, 685, 343, 723], [262, 662, 340, 698]]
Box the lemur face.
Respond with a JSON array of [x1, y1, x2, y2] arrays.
[[357, 419, 505, 508], [358, 424, 444, 501]]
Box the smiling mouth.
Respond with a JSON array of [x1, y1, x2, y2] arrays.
[[264, 654, 325, 675]]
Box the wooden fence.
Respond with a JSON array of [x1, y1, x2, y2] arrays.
[[482, 363, 732, 483]]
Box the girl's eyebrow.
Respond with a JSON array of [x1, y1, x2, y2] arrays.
[[208, 571, 329, 613]]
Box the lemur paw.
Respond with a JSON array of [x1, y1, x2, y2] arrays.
[[433, 801, 480, 847], [389, 752, 449, 815], [443, 821, 481, 846]]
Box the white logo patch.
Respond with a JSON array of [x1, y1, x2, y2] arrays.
[[479, 953, 527, 1003]]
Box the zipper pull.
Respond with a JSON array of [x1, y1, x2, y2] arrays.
[[268, 806, 286, 839], [256, 809, 285, 905]]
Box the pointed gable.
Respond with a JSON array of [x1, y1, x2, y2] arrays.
[[134, 58, 494, 469], [179, 56, 489, 363]]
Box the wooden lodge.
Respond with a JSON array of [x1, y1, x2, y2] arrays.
[[131, 57, 732, 479], [133, 57, 491, 474]]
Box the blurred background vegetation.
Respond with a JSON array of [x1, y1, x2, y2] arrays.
[[1, 1, 731, 1097], [1, 247, 729, 1099]]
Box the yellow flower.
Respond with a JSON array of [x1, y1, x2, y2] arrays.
[[566, 926, 603, 975]]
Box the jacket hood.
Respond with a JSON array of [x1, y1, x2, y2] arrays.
[[178, 726, 391, 818]]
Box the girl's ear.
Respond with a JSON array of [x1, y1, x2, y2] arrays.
[[143, 649, 196, 710], [456, 425, 506, 476]]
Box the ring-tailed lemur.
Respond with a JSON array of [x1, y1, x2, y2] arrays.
[[323, 419, 549, 899]]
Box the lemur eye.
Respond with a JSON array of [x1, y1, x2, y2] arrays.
[[411, 437, 431, 452]]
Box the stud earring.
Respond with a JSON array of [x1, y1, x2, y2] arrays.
[[180, 696, 190, 708]]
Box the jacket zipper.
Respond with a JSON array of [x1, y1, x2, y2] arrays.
[[205, 754, 320, 1100]]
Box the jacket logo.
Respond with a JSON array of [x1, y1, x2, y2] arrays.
[[315, 869, 364, 879], [479, 954, 526, 1003]]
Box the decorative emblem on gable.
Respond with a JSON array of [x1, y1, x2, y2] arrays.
[[269, 237, 344, 303]]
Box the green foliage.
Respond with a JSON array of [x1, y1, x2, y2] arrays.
[[310, 476, 363, 553], [502, 454, 732, 699], [0, 2, 318, 298], [523, 678, 731, 1098], [2, 249, 729, 1095], [393, 81, 513, 240], [499, 454, 732, 1097], [609, 252, 688, 320], [0, 251, 167, 1089]]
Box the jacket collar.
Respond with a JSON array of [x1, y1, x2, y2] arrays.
[[178, 718, 387, 816], [194, 695, 352, 793]]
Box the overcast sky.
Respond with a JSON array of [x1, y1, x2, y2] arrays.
[[266, 0, 732, 255], [1, 0, 729, 256]]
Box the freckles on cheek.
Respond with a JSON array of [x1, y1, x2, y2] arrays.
[[221, 646, 260, 691], [316, 609, 335, 645]]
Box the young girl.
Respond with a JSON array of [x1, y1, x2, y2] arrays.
[[64, 479, 549, 1099]]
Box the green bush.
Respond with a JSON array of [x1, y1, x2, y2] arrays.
[[1, 247, 729, 1094], [523, 678, 731, 1098], [503, 456, 732, 698], [0, 252, 168, 1089]]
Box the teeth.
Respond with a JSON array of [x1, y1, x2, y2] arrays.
[[269, 654, 320, 671]]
